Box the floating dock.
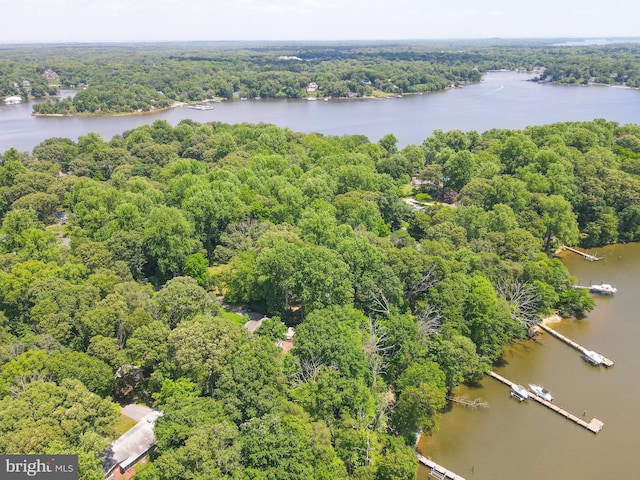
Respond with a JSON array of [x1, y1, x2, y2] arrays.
[[537, 323, 614, 367], [563, 246, 601, 261], [488, 371, 604, 433], [416, 453, 466, 480]]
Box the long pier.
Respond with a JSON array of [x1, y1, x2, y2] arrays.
[[488, 371, 604, 433], [537, 323, 615, 367], [563, 246, 601, 261], [416, 453, 466, 480]]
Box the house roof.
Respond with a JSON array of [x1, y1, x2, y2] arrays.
[[103, 410, 163, 476]]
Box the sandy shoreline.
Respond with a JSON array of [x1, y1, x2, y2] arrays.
[[533, 313, 563, 334], [540, 313, 562, 325], [31, 102, 182, 118]]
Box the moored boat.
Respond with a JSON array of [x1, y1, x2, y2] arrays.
[[589, 283, 617, 295], [510, 384, 529, 401], [187, 104, 214, 110], [584, 350, 604, 366], [528, 384, 553, 402]]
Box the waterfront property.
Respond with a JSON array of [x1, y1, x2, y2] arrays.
[[416, 453, 466, 480], [529, 384, 553, 402], [574, 283, 618, 295], [510, 384, 529, 401], [488, 371, 604, 433], [563, 246, 602, 261], [537, 323, 615, 367]]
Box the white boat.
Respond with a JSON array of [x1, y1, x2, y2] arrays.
[[584, 350, 604, 366], [187, 104, 214, 111], [529, 384, 553, 402], [4, 95, 22, 105], [510, 384, 529, 401], [589, 283, 617, 295]]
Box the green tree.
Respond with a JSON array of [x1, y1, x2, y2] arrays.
[[11, 192, 59, 222], [1, 208, 44, 252], [168, 315, 248, 395], [463, 275, 521, 360], [183, 252, 210, 285], [255, 241, 300, 314], [375, 439, 417, 480], [143, 206, 200, 279], [295, 245, 354, 314], [255, 316, 288, 342], [154, 276, 214, 328], [379, 133, 398, 155], [293, 306, 368, 380], [0, 379, 118, 457], [239, 413, 315, 480], [538, 194, 580, 252], [443, 150, 474, 192], [47, 351, 114, 397], [432, 335, 487, 392], [215, 338, 286, 424], [125, 320, 170, 370]]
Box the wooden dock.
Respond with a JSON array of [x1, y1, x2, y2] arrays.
[[537, 323, 614, 367], [416, 453, 466, 480], [563, 246, 601, 261], [488, 371, 604, 433]]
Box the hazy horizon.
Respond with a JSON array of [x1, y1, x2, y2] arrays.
[[2, 0, 638, 44]]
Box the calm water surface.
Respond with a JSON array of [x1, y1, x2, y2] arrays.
[[418, 243, 640, 480], [2, 71, 640, 153]]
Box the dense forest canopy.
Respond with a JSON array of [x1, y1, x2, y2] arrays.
[[1, 117, 639, 479], [1, 41, 640, 114]]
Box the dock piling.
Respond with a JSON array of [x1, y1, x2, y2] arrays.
[[537, 323, 614, 367], [416, 453, 466, 480], [488, 371, 604, 433], [562, 246, 601, 261]]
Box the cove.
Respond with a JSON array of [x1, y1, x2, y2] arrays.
[[2, 71, 640, 153], [417, 243, 640, 480]]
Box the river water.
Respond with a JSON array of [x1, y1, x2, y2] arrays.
[[2, 71, 640, 153], [417, 243, 640, 480]]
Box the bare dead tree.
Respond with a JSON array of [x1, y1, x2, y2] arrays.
[[446, 394, 488, 409], [371, 390, 393, 433], [407, 263, 439, 309], [363, 316, 393, 388], [7, 341, 25, 359], [370, 290, 391, 316], [354, 432, 373, 467], [234, 217, 260, 236], [9, 372, 51, 399], [294, 355, 323, 384], [416, 304, 443, 340], [408, 264, 439, 297], [496, 278, 540, 333]]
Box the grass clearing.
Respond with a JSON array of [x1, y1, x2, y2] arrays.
[[113, 414, 138, 437], [219, 307, 247, 326], [398, 182, 414, 197]]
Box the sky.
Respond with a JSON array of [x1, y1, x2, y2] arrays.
[[1, 0, 639, 44]]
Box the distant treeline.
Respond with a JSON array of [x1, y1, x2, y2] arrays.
[[1, 41, 639, 114]]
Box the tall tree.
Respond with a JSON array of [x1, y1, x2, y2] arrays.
[[143, 206, 200, 279], [538, 194, 580, 252]]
